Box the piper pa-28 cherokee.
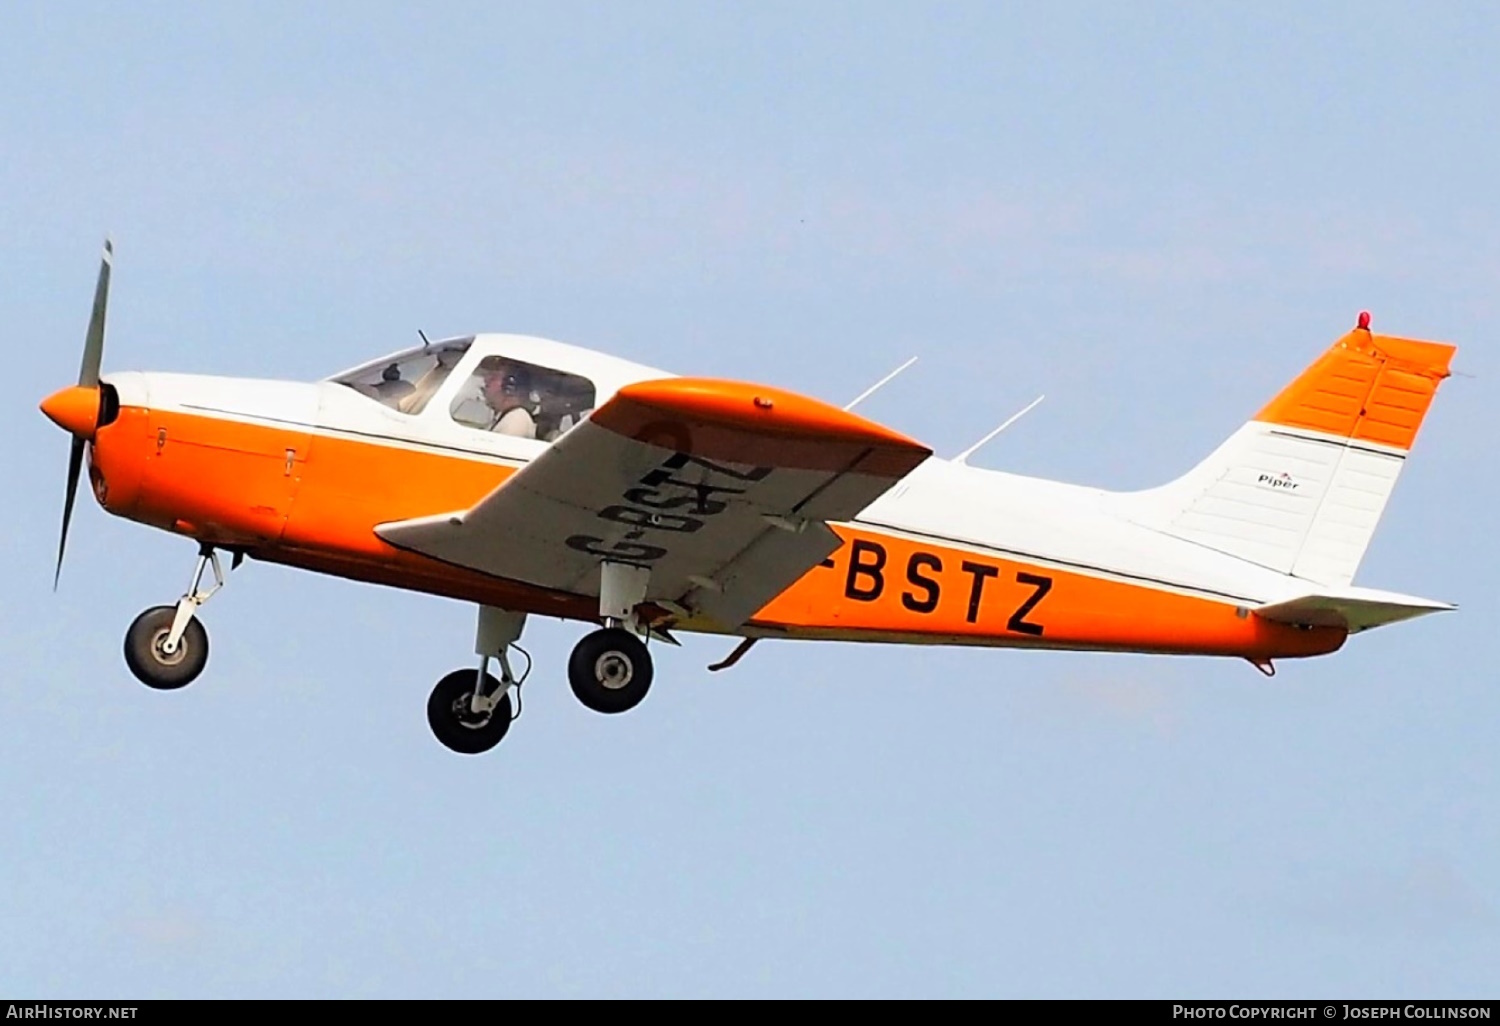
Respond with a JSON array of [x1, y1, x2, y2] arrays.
[[41, 243, 1457, 754]]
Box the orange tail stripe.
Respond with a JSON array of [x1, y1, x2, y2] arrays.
[[1254, 328, 1456, 451]]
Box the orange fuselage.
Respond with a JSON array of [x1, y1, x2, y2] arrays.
[[84, 399, 1345, 662]]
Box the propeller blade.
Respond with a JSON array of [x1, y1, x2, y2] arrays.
[[78, 239, 112, 388], [55, 436, 87, 589]]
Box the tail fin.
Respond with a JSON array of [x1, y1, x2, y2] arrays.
[[1120, 321, 1455, 587]]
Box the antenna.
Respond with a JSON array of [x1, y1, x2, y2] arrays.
[[952, 394, 1045, 466], [844, 356, 918, 412], [417, 329, 432, 351]]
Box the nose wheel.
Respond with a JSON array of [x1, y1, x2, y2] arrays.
[[568, 627, 653, 714], [122, 545, 230, 691], [124, 605, 209, 690]]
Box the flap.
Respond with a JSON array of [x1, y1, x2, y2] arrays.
[[376, 377, 931, 630]]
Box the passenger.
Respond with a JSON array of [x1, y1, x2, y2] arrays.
[[481, 365, 537, 438], [373, 363, 415, 406]]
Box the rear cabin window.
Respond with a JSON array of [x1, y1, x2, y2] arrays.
[[449, 355, 597, 441], [334, 338, 473, 415]]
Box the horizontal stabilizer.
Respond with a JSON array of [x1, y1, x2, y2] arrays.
[[1254, 587, 1454, 634]]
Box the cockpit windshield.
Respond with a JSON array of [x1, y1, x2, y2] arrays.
[[333, 337, 473, 414]]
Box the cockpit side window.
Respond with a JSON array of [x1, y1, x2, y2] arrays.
[[449, 355, 597, 441], [334, 338, 473, 415]]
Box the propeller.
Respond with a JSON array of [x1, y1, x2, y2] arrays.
[[52, 239, 112, 588]]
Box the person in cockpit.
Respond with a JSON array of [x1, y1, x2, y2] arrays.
[[481, 363, 538, 438], [373, 363, 415, 404]]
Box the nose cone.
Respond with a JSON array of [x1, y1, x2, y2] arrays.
[[40, 385, 101, 440]]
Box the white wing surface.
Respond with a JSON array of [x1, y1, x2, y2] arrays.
[[376, 377, 931, 631]]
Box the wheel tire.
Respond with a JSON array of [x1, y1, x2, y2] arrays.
[[568, 628, 653, 714], [123, 605, 209, 691], [427, 669, 513, 755]]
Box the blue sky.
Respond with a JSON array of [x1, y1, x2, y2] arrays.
[[2, 2, 1495, 997]]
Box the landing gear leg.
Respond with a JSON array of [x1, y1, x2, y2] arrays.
[[569, 561, 654, 714], [123, 544, 229, 690], [426, 607, 528, 755]]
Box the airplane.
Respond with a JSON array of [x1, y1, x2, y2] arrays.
[[40, 242, 1457, 754]]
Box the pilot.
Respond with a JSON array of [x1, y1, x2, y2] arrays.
[[480, 364, 538, 439]]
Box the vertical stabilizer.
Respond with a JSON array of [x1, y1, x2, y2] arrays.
[[1120, 321, 1455, 587]]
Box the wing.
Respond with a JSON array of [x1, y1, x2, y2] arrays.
[[376, 377, 931, 630]]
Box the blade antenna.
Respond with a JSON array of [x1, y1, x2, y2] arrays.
[[417, 329, 432, 351], [952, 394, 1045, 466], [844, 356, 918, 412]]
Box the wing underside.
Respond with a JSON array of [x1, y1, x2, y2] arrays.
[[377, 377, 932, 631]]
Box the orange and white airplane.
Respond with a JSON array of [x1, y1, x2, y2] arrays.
[[42, 243, 1457, 754]]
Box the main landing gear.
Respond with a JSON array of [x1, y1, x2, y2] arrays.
[[426, 606, 529, 755], [124, 544, 233, 691], [426, 668, 514, 754], [425, 561, 659, 754], [567, 628, 652, 714], [566, 560, 654, 715]]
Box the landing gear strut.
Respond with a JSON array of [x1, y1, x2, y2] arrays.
[[426, 606, 528, 754], [425, 562, 661, 752], [567, 560, 655, 714], [123, 545, 228, 690]]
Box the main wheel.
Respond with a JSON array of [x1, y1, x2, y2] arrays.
[[427, 669, 513, 754], [568, 628, 653, 714], [123, 605, 209, 690]]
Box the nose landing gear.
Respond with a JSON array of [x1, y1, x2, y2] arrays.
[[123, 544, 230, 690], [124, 605, 208, 690]]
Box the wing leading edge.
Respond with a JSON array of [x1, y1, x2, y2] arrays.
[[376, 377, 932, 631]]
